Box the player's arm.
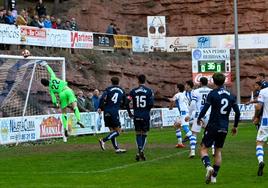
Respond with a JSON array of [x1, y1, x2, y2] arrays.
[[169, 94, 176, 110], [231, 103, 241, 135], [147, 90, 154, 111], [97, 90, 107, 113], [39, 61, 56, 78], [125, 94, 134, 118]]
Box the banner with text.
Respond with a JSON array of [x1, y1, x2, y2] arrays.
[[114, 35, 132, 49], [132, 36, 149, 52], [93, 33, 114, 51]]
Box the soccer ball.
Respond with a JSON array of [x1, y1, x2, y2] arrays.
[[22, 49, 31, 58]]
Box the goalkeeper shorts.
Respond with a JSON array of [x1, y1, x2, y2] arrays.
[[59, 88, 77, 109]]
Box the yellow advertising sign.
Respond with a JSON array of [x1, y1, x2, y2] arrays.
[[114, 35, 132, 49]]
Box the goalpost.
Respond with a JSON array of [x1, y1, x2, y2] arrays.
[[0, 55, 66, 118]]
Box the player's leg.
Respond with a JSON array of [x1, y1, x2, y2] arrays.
[[61, 107, 68, 139], [189, 118, 200, 158], [211, 147, 222, 183], [210, 131, 227, 183], [174, 117, 184, 148], [58, 91, 69, 139], [200, 128, 215, 184], [256, 126, 267, 176], [139, 118, 150, 161], [65, 89, 85, 128]]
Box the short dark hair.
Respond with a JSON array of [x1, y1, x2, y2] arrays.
[[177, 83, 185, 92], [212, 73, 225, 86], [200, 77, 208, 86], [185, 80, 194, 88], [111, 77, 119, 85], [256, 81, 262, 87], [41, 78, 49, 86], [258, 73, 265, 78], [138, 74, 146, 84]]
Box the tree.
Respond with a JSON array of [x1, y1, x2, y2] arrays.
[[53, 0, 60, 16]]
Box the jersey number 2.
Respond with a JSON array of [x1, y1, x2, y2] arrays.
[[220, 98, 229, 114]]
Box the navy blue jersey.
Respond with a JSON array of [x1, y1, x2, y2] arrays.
[[198, 87, 240, 131], [99, 85, 126, 113], [129, 85, 154, 119]]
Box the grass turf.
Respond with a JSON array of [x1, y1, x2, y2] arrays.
[[0, 122, 267, 188]]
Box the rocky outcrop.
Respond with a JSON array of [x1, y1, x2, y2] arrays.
[[66, 0, 268, 36]]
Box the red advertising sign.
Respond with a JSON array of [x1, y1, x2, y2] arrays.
[[192, 72, 232, 85], [40, 116, 62, 138], [71, 31, 93, 48], [20, 27, 46, 38]]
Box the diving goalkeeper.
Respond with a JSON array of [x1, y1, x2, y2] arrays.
[[39, 61, 85, 138]]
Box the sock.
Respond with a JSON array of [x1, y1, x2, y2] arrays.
[[176, 129, 182, 144], [182, 125, 192, 137], [201, 155, 211, 168], [62, 113, 68, 129], [136, 134, 143, 151], [190, 135, 197, 151], [74, 106, 81, 122], [111, 137, 119, 150], [256, 145, 264, 163], [141, 134, 147, 152], [213, 165, 220, 177], [103, 131, 119, 142]]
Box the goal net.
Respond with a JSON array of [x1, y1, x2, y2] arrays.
[[0, 55, 65, 117]]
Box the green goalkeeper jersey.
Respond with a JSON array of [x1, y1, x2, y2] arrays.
[[45, 65, 68, 105]]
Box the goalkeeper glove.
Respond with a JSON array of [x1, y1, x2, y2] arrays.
[[39, 61, 48, 66]]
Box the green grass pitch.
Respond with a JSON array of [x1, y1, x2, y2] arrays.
[[0, 122, 267, 188]]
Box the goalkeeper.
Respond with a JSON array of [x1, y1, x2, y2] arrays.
[[39, 61, 85, 137]]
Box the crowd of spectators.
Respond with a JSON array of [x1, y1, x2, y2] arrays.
[[0, 0, 79, 31], [77, 89, 100, 112]]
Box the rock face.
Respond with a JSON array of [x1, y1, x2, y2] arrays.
[[67, 0, 268, 36], [60, 0, 268, 106]]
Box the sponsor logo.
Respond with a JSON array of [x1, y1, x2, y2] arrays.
[[193, 49, 202, 60], [197, 36, 210, 48], [40, 116, 62, 137], [71, 32, 93, 48]]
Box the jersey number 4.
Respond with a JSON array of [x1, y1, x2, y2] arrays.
[[111, 93, 119, 104], [135, 96, 146, 108]]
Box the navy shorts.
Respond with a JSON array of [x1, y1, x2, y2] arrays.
[[104, 112, 121, 128], [134, 117, 150, 132], [201, 127, 227, 148]]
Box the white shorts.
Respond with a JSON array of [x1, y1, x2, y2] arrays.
[[256, 126, 268, 142], [191, 115, 209, 133]]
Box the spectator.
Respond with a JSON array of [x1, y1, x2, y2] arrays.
[[51, 16, 57, 29], [70, 17, 79, 31], [43, 15, 52, 28], [85, 92, 94, 112], [56, 18, 64, 29], [39, 16, 45, 28], [106, 23, 114, 34], [36, 0, 46, 17], [113, 23, 118, 34], [29, 15, 43, 28], [77, 90, 90, 112], [92, 89, 100, 111], [0, 11, 5, 23], [63, 20, 72, 30], [15, 9, 27, 26], [4, 10, 15, 24], [11, 9, 17, 19]]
